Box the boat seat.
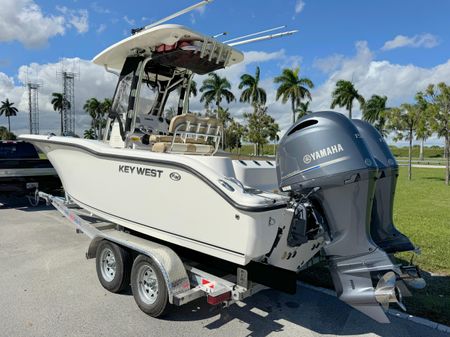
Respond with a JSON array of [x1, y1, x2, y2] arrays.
[[151, 113, 221, 155], [152, 142, 215, 154], [149, 135, 206, 144]]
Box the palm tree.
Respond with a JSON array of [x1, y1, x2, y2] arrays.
[[296, 101, 311, 120], [239, 66, 267, 107], [99, 98, 112, 138], [199, 73, 235, 117], [216, 107, 232, 149], [330, 80, 365, 119], [268, 122, 280, 155], [362, 95, 388, 136], [164, 106, 177, 120], [189, 79, 197, 97], [84, 98, 110, 139], [0, 126, 16, 140], [0, 99, 18, 132], [178, 79, 197, 98], [51, 93, 70, 135], [274, 67, 314, 124], [83, 129, 96, 139], [101, 98, 112, 114]]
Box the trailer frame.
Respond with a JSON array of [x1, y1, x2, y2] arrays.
[[38, 191, 267, 314]]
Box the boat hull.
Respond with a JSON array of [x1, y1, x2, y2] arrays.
[[25, 136, 290, 265]]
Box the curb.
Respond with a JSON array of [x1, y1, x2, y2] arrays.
[[298, 281, 450, 333]]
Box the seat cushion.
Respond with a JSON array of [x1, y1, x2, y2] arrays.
[[152, 142, 214, 155], [149, 135, 206, 144]]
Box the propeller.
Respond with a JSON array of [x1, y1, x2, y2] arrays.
[[374, 271, 406, 311]]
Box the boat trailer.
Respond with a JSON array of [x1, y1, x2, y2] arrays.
[[38, 191, 267, 316]]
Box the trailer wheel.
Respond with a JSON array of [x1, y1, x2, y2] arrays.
[[95, 240, 131, 293], [131, 254, 171, 317]]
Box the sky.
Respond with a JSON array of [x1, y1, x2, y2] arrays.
[[1, 0, 450, 145]]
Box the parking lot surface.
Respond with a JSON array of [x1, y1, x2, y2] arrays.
[[1, 199, 448, 337]]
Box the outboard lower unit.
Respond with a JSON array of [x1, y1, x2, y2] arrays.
[[276, 111, 424, 323], [352, 119, 415, 253]]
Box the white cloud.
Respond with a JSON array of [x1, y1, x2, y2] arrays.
[[313, 54, 345, 73], [294, 0, 305, 14], [308, 40, 449, 145], [123, 16, 136, 26], [55, 5, 69, 15], [56, 6, 89, 34], [69, 9, 89, 34], [0, 73, 15, 93], [280, 55, 303, 69], [189, 50, 294, 128], [2, 45, 449, 146], [193, 42, 449, 146], [0, 0, 65, 48], [0, 58, 116, 135], [91, 2, 110, 14], [96, 24, 107, 34], [382, 33, 439, 51]]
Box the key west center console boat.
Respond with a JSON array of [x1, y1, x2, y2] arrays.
[[21, 19, 424, 323]]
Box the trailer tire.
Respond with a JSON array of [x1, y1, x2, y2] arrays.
[[131, 254, 171, 317], [95, 240, 131, 293]]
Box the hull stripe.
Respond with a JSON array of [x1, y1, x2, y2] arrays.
[[29, 138, 286, 213]]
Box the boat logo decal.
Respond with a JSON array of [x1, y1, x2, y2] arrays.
[[118, 164, 163, 178], [303, 143, 344, 164], [170, 172, 181, 181]]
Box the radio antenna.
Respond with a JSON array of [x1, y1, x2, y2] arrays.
[[132, 0, 214, 34], [223, 25, 287, 44], [228, 30, 298, 47]]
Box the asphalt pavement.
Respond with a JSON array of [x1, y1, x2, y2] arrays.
[[0, 198, 448, 337]]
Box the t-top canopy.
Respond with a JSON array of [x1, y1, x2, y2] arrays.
[[92, 24, 244, 73]]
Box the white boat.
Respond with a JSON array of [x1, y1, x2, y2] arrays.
[[21, 18, 423, 323]]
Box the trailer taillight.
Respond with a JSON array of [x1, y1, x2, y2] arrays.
[[207, 291, 231, 305]]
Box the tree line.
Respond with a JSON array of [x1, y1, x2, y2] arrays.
[[328, 80, 450, 185], [190, 67, 314, 155], [1, 67, 448, 185]]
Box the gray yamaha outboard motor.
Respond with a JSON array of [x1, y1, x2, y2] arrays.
[[352, 120, 414, 253], [276, 111, 422, 323]]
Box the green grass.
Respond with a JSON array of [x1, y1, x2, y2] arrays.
[[394, 167, 450, 274], [232, 144, 446, 159], [298, 167, 450, 325], [389, 145, 444, 158]]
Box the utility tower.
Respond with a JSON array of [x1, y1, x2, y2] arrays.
[[61, 71, 76, 135], [27, 82, 40, 134], [57, 59, 79, 135]]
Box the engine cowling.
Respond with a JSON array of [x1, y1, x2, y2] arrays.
[[276, 111, 421, 323], [352, 119, 414, 253]]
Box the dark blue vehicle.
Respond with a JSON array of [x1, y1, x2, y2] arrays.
[[0, 140, 61, 196]]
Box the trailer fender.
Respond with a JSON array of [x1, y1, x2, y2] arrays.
[[86, 234, 190, 304]]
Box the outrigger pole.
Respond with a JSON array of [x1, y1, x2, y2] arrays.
[[132, 0, 214, 34], [228, 30, 299, 47], [213, 32, 227, 38], [223, 25, 287, 44]]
